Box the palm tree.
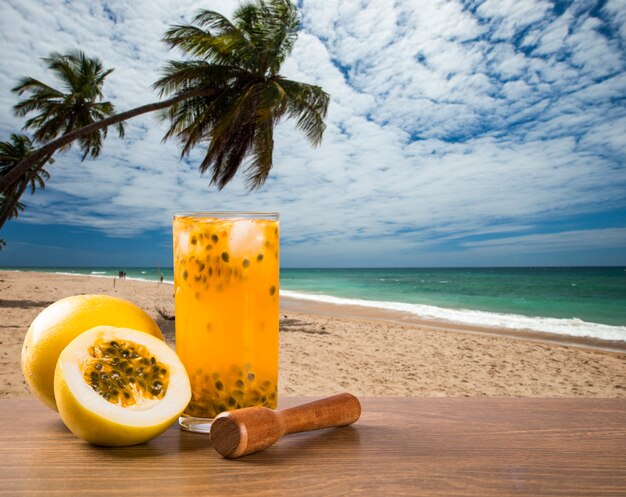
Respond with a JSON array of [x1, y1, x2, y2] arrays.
[[0, 0, 328, 195], [0, 51, 125, 202], [0, 134, 51, 228], [0, 51, 123, 223], [13, 50, 125, 160], [156, 0, 329, 188]]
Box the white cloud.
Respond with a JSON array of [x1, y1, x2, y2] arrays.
[[464, 228, 626, 254], [1, 0, 625, 265], [476, 0, 553, 40], [604, 0, 626, 41]]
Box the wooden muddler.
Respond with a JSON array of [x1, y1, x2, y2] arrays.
[[209, 393, 361, 458]]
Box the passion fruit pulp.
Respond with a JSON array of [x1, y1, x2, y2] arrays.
[[55, 326, 191, 446], [82, 338, 171, 406]]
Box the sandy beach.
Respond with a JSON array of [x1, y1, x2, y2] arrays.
[[1, 270, 624, 400]]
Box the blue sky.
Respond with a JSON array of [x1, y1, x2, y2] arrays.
[[1, 0, 625, 268]]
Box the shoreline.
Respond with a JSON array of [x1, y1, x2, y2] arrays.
[[281, 297, 626, 354], [3, 268, 625, 350], [1, 270, 625, 399]]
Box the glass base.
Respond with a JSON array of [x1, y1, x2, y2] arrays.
[[179, 414, 214, 434]]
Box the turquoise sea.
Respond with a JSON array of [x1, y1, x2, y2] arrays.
[[2, 266, 625, 342]]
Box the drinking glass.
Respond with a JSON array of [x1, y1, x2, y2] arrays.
[[173, 212, 279, 433]]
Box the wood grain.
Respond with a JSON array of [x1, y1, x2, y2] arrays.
[[0, 397, 625, 496]]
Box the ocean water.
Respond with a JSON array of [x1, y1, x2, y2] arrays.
[[3, 266, 625, 342], [282, 268, 626, 342]]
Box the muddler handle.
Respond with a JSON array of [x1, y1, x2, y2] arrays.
[[210, 393, 361, 458]]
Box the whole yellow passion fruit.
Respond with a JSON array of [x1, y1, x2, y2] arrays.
[[22, 294, 164, 411]]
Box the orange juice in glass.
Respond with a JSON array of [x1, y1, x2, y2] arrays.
[[173, 212, 279, 433]]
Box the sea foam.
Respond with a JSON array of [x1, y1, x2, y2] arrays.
[[281, 290, 626, 343]]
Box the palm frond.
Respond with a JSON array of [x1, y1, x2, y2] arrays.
[[233, 0, 299, 75], [0, 135, 32, 177], [163, 24, 251, 69], [161, 93, 221, 152], [245, 113, 274, 188], [0, 134, 51, 219], [192, 85, 260, 187], [115, 122, 125, 139], [154, 60, 243, 97], [12, 77, 63, 99], [44, 52, 81, 93], [277, 78, 329, 146], [0, 193, 26, 220], [205, 119, 256, 189]]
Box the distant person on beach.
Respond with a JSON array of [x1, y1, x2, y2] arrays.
[[159, 276, 164, 284]]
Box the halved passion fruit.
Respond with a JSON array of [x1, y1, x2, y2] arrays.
[[54, 326, 191, 446]]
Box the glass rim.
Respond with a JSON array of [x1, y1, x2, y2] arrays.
[[173, 211, 279, 220]]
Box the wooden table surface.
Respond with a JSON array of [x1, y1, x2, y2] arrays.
[[0, 397, 625, 496]]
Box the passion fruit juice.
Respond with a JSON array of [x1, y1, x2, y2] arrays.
[[173, 213, 279, 429]]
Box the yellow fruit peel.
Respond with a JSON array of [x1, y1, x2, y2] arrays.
[[21, 294, 164, 411]]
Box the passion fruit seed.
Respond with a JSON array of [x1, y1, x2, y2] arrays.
[[184, 366, 277, 418], [82, 339, 170, 407]]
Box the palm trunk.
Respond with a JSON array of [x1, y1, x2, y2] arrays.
[[0, 89, 214, 194]]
